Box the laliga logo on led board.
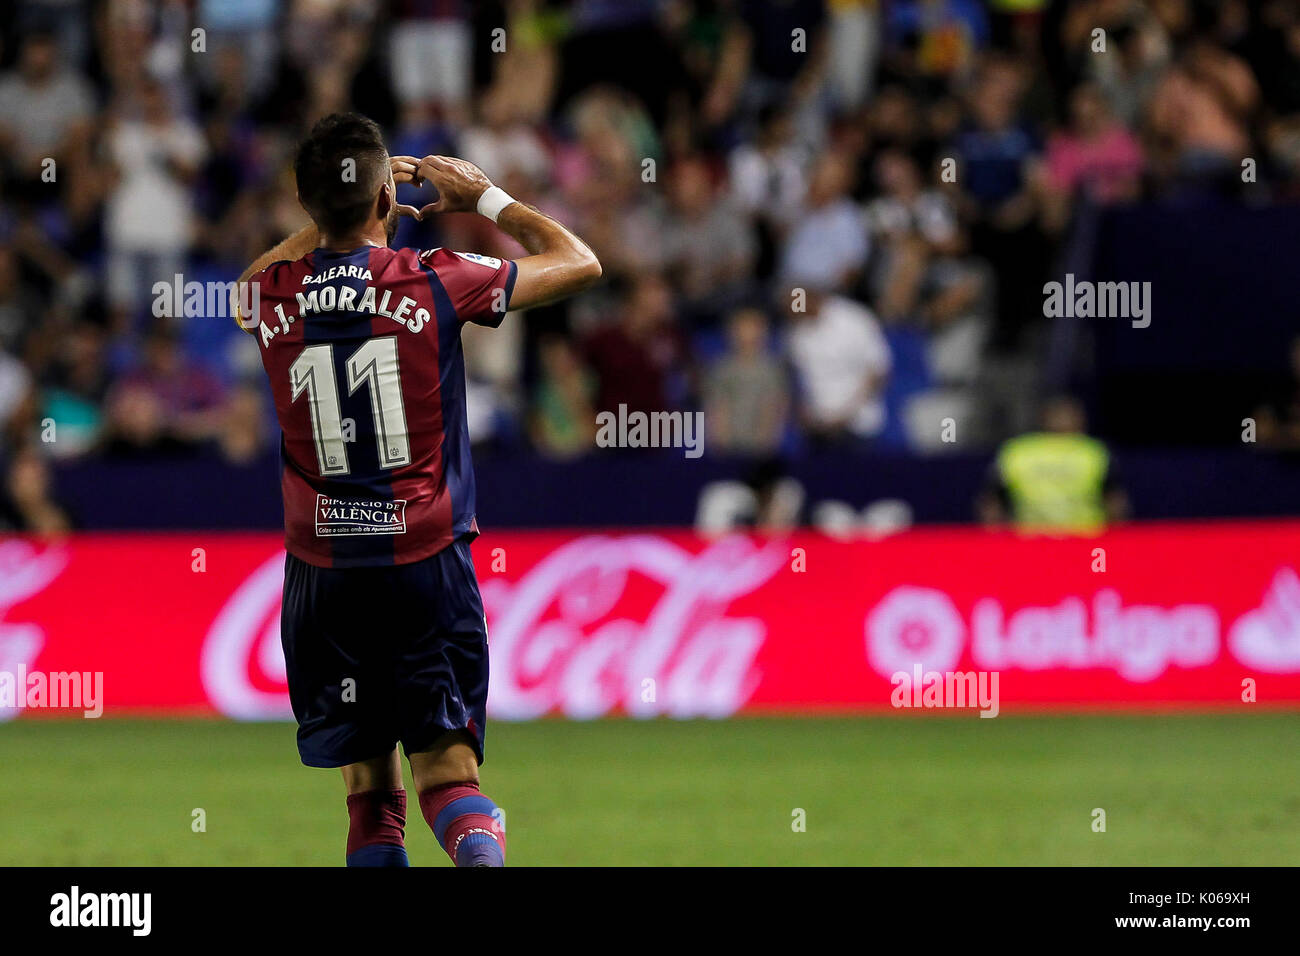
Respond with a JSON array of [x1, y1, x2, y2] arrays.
[[866, 584, 1221, 681], [866, 570, 1300, 682]]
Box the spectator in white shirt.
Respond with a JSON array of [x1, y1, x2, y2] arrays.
[[783, 282, 891, 444], [729, 105, 810, 230], [103, 78, 207, 317]]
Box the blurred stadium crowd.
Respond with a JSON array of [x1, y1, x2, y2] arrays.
[[2, 0, 1300, 533]]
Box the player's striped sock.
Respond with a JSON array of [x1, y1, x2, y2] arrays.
[[345, 788, 410, 867], [417, 781, 505, 867]]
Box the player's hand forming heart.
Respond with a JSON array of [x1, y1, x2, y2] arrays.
[[415, 155, 495, 216], [390, 154, 427, 220]]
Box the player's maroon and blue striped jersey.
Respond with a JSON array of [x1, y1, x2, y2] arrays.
[[250, 245, 516, 568]]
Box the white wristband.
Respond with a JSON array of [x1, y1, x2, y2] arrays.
[[476, 186, 516, 223]]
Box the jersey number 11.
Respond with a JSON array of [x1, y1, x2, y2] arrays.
[[289, 335, 412, 477]]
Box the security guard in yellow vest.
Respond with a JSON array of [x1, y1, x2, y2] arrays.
[[978, 397, 1128, 533]]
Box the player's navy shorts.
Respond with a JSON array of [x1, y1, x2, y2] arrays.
[[280, 537, 489, 769]]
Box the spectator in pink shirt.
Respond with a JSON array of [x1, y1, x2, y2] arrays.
[[1042, 83, 1144, 231]]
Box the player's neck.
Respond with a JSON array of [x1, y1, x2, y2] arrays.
[[318, 224, 389, 253]]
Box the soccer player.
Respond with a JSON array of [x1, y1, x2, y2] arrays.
[[234, 113, 600, 866]]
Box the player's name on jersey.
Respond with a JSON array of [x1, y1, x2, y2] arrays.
[[261, 283, 430, 345]]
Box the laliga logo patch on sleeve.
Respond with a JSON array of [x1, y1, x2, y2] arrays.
[[454, 252, 503, 269]]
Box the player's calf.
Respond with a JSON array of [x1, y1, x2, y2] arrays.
[[411, 733, 505, 867], [345, 789, 410, 867], [341, 751, 409, 867], [417, 781, 505, 867]]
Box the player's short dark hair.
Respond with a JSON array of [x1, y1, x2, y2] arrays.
[[294, 113, 390, 236]]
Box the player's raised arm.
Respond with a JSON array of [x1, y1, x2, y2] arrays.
[[417, 155, 601, 310]]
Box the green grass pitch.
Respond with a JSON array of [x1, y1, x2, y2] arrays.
[[1, 714, 1297, 865]]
